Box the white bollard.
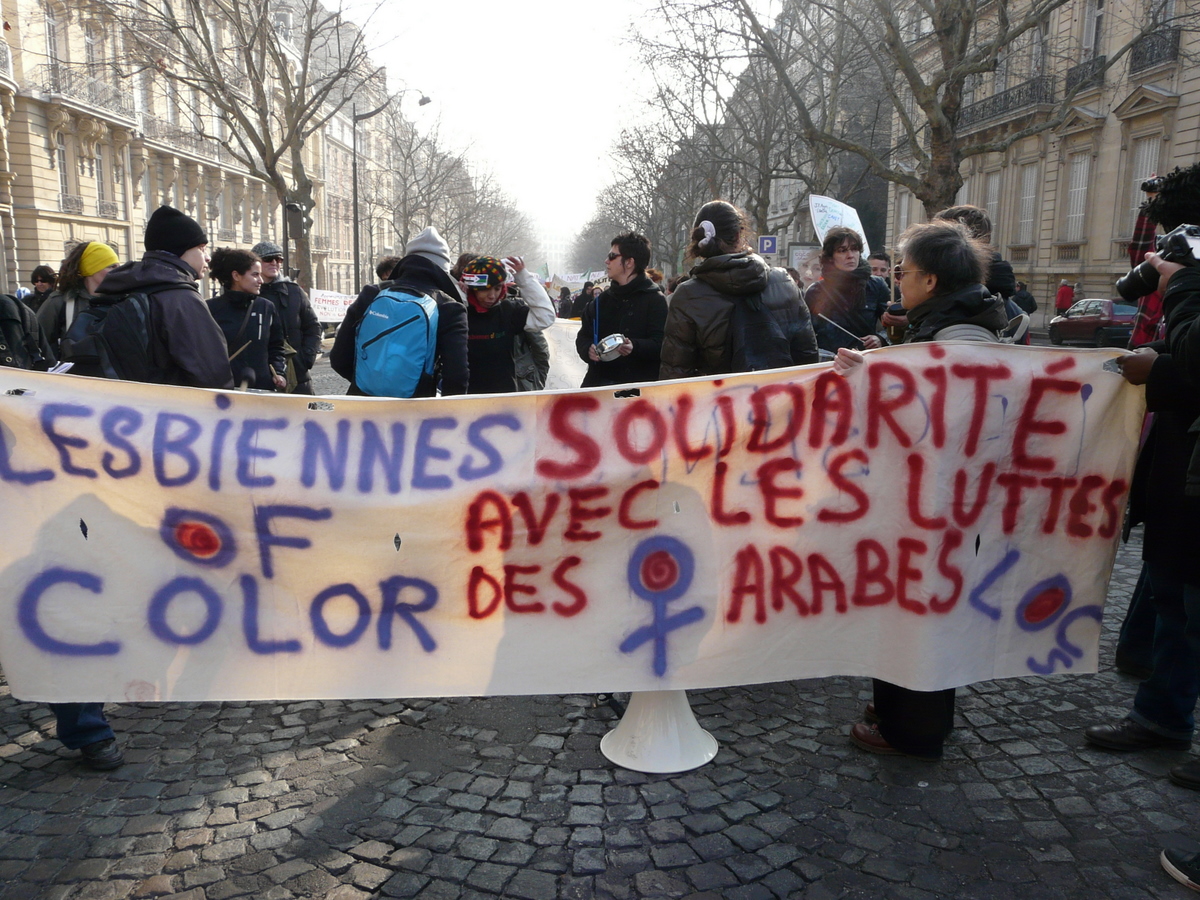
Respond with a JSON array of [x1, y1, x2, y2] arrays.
[[600, 689, 719, 773]]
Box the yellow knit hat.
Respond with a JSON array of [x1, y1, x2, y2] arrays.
[[79, 242, 119, 278]]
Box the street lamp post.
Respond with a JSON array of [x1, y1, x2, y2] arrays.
[[351, 93, 429, 292]]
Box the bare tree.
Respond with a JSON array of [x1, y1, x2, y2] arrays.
[[99, 0, 384, 288]]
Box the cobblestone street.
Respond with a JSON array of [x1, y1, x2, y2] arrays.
[[1, 523, 1197, 900]]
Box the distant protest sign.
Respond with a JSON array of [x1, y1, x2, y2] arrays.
[[809, 195, 871, 255], [309, 288, 355, 324], [0, 346, 1142, 702]]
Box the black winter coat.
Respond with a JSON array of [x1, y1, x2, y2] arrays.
[[660, 252, 818, 380], [330, 255, 469, 397], [96, 252, 233, 388], [1130, 268, 1200, 581], [575, 275, 668, 387], [804, 261, 891, 353], [208, 290, 286, 391], [259, 278, 322, 384]]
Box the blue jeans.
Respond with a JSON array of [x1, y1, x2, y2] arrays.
[[49, 703, 115, 750], [1129, 562, 1200, 739]]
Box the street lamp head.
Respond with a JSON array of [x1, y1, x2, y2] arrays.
[[418, 95, 431, 106]]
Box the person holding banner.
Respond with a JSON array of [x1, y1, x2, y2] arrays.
[[659, 200, 818, 379], [803, 227, 891, 357], [834, 221, 1008, 759]]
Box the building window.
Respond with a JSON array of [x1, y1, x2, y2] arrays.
[[897, 189, 910, 233], [1064, 151, 1091, 242], [985, 171, 1002, 219], [96, 145, 107, 203], [1017, 162, 1039, 244], [56, 135, 69, 196], [1082, 0, 1105, 59], [1128, 135, 1160, 229]]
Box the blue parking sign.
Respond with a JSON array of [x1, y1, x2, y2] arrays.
[[758, 235, 777, 255]]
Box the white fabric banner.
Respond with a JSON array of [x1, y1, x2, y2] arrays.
[[0, 345, 1142, 702]]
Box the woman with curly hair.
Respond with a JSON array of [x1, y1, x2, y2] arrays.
[[36, 241, 120, 356], [207, 248, 286, 390]]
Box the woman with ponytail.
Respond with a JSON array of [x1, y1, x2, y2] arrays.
[[659, 200, 817, 380]]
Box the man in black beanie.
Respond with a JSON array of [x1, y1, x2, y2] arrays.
[[96, 206, 233, 388]]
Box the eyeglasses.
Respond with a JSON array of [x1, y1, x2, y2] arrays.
[[262, 256, 283, 264], [893, 265, 925, 279], [32, 279, 51, 285], [606, 252, 623, 262]]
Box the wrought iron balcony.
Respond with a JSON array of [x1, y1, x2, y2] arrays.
[[0, 40, 12, 81], [311, 234, 329, 251], [140, 115, 238, 166], [1065, 56, 1105, 94], [34, 63, 136, 120], [1130, 27, 1181, 74], [59, 193, 84, 214], [958, 75, 1055, 129], [218, 228, 237, 242], [97, 200, 119, 219]]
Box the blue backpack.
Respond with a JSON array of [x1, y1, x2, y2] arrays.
[[354, 285, 440, 397]]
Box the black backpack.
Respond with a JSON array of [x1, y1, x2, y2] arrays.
[[58, 284, 173, 380], [0, 293, 47, 370], [727, 295, 795, 372]]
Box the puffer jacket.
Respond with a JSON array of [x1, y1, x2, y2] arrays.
[[96, 251, 233, 388], [660, 252, 819, 380]]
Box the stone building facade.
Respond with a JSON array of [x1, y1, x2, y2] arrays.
[[0, 0, 371, 295], [888, 0, 1198, 321]]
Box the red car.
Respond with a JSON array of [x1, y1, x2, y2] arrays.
[[1048, 299, 1137, 347]]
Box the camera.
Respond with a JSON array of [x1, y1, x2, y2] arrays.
[[1117, 223, 1200, 303], [597, 333, 626, 361], [1142, 176, 1166, 193]]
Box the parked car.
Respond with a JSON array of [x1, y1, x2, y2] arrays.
[[1048, 299, 1137, 347]]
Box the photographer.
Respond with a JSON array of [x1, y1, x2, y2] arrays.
[[1084, 166, 1200, 802]]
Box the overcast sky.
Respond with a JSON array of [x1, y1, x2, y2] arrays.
[[354, 0, 657, 245]]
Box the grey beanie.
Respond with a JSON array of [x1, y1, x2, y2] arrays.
[[404, 226, 451, 273], [252, 240, 284, 259]]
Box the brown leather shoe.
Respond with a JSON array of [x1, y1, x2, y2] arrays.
[[864, 702, 879, 725], [850, 722, 901, 755]]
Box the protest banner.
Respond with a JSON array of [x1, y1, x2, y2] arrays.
[[808, 195, 871, 255], [309, 288, 356, 324], [0, 345, 1142, 702]]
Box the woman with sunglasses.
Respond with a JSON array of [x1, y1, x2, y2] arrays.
[[835, 220, 1007, 760], [26, 265, 57, 313]]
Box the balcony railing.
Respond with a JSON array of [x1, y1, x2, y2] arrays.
[[218, 228, 237, 242], [140, 115, 239, 166], [311, 234, 329, 251], [1130, 27, 1181, 74], [1065, 56, 1105, 94], [97, 199, 119, 219], [34, 63, 136, 120], [59, 193, 84, 214], [0, 40, 12, 81], [959, 75, 1055, 129]]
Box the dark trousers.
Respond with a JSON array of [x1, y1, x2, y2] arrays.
[[1129, 561, 1200, 739], [1116, 564, 1156, 673], [48, 703, 115, 749], [873, 680, 955, 758], [290, 379, 314, 395]]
